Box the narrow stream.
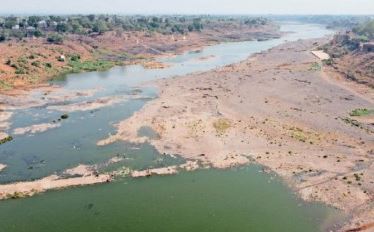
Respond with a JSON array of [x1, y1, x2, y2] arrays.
[[0, 23, 340, 232]]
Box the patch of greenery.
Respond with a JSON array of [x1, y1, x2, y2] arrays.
[[353, 19, 374, 40], [349, 108, 374, 117], [47, 33, 64, 44], [68, 59, 115, 73], [0, 15, 274, 40], [15, 67, 26, 74], [31, 61, 41, 67], [45, 62, 52, 68], [0, 80, 13, 90], [322, 58, 333, 66], [213, 118, 231, 135], [309, 62, 321, 71], [0, 135, 13, 145]]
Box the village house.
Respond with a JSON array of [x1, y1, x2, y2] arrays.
[[37, 20, 48, 29]]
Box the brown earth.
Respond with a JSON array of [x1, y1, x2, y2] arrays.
[[0, 24, 280, 92]]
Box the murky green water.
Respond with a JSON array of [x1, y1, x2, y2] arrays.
[[0, 167, 339, 232], [0, 23, 339, 231]]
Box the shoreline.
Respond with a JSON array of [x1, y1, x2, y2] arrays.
[[0, 25, 281, 94]]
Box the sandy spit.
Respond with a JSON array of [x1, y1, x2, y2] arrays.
[[47, 96, 126, 112], [0, 164, 6, 172], [0, 164, 112, 200], [0, 111, 13, 131], [13, 123, 61, 135], [131, 161, 200, 178], [98, 38, 374, 231]]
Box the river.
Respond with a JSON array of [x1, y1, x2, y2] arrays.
[[0, 23, 340, 232]]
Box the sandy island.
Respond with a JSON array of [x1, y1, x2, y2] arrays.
[[98, 38, 374, 231], [13, 123, 61, 135], [0, 164, 6, 172]]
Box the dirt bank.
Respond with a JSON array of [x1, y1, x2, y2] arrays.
[[99, 38, 374, 231], [0, 24, 280, 92]]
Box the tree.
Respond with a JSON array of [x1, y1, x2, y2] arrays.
[[56, 23, 71, 33], [33, 30, 43, 37], [70, 20, 85, 34], [0, 34, 6, 42], [28, 16, 43, 27], [4, 16, 18, 29], [93, 20, 108, 34], [47, 33, 63, 44], [188, 25, 194, 32], [193, 18, 203, 31], [356, 20, 374, 39]]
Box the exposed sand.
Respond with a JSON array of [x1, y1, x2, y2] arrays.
[[13, 122, 61, 135], [131, 161, 200, 178], [141, 61, 171, 69], [47, 96, 126, 112], [0, 168, 111, 200], [0, 132, 9, 141], [0, 158, 199, 199], [131, 166, 178, 178], [0, 164, 6, 172], [99, 38, 374, 231], [311, 50, 330, 60], [0, 111, 12, 131]]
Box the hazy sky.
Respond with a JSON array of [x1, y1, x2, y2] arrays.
[[0, 0, 373, 15]]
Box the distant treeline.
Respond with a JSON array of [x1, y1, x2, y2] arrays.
[[0, 15, 271, 42]]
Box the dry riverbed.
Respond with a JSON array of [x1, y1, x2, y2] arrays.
[[99, 38, 374, 231]]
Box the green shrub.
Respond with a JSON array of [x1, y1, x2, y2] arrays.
[[350, 108, 374, 117], [47, 33, 63, 44], [15, 67, 26, 74], [0, 34, 6, 42], [31, 61, 41, 67], [70, 54, 81, 61], [0, 135, 13, 145]]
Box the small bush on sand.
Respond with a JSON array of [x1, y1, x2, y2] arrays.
[[47, 33, 64, 44], [213, 118, 231, 135], [349, 108, 374, 117], [0, 135, 13, 145]]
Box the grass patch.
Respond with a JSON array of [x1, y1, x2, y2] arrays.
[[68, 60, 115, 73], [213, 118, 231, 135], [309, 62, 322, 71], [349, 108, 374, 117], [0, 80, 13, 90], [0, 135, 13, 145], [288, 126, 320, 143]]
